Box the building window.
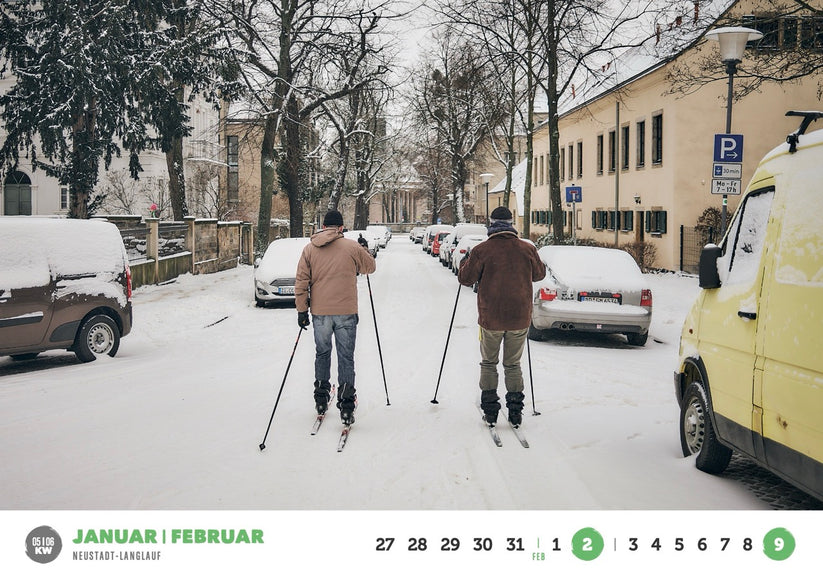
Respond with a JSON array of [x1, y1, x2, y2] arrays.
[[608, 130, 616, 172], [560, 148, 565, 182], [636, 120, 646, 168], [621, 125, 630, 170], [621, 210, 634, 231], [60, 185, 69, 210], [743, 14, 823, 51], [226, 135, 239, 203], [539, 155, 544, 186], [596, 134, 604, 175], [651, 113, 663, 165], [645, 209, 668, 234], [568, 144, 574, 180], [576, 141, 583, 178]]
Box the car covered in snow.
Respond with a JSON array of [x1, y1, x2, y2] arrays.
[[254, 237, 311, 306], [439, 223, 488, 268], [0, 217, 133, 363], [451, 233, 487, 274], [409, 226, 426, 243], [529, 245, 652, 345], [366, 225, 392, 248], [343, 229, 379, 256]]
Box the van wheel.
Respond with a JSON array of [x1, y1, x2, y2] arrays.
[[74, 315, 120, 362], [679, 382, 732, 474], [626, 331, 648, 346]]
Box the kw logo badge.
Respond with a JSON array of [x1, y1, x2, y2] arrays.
[[26, 526, 62, 564]]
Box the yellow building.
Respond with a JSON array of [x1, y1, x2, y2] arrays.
[[494, 0, 823, 271]]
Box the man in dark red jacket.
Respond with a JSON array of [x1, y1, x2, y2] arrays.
[[457, 206, 546, 427]]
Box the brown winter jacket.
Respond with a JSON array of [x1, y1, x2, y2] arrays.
[[295, 228, 376, 315], [457, 230, 546, 331]]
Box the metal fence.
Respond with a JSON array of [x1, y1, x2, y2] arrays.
[[680, 225, 717, 274]]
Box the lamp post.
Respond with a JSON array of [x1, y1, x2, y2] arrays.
[[479, 172, 494, 224], [705, 26, 763, 235]]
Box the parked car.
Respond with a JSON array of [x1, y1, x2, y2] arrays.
[[367, 225, 391, 248], [422, 224, 453, 253], [674, 112, 823, 502], [253, 237, 311, 306], [439, 223, 487, 267], [0, 217, 133, 363], [451, 234, 488, 274], [343, 229, 379, 256], [529, 245, 652, 345], [409, 227, 426, 243], [430, 231, 451, 257]]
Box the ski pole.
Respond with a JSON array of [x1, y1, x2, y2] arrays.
[[431, 283, 462, 404], [366, 275, 390, 406], [527, 335, 541, 416], [259, 326, 305, 451]]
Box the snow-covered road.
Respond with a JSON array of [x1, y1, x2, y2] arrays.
[[0, 236, 774, 509]]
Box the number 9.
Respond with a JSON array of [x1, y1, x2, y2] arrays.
[[774, 538, 784, 551]]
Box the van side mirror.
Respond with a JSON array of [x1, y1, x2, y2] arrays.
[[698, 245, 722, 289]]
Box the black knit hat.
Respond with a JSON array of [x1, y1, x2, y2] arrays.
[[490, 206, 513, 221], [323, 210, 344, 227]]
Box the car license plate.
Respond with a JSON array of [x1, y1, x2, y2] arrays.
[[579, 293, 620, 304], [277, 287, 295, 295]]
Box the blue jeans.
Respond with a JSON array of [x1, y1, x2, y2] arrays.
[[312, 314, 359, 387]]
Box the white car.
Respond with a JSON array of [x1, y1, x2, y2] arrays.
[[530, 245, 653, 345], [254, 237, 311, 306], [344, 229, 379, 256], [439, 223, 487, 267], [451, 234, 487, 274], [409, 226, 426, 243], [367, 225, 391, 248]]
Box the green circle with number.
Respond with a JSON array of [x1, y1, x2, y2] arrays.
[[571, 527, 604, 561], [763, 528, 795, 561]]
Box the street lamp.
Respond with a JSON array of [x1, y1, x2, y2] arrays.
[[705, 26, 763, 234], [479, 173, 494, 224]]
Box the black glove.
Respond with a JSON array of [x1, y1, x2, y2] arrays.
[[358, 235, 369, 248], [297, 311, 310, 328]]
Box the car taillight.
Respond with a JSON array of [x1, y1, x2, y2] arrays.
[[459, 249, 467, 254], [641, 289, 652, 307], [539, 288, 557, 301], [126, 264, 133, 300]]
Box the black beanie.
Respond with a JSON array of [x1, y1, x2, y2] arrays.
[[323, 210, 344, 227], [490, 206, 513, 221]]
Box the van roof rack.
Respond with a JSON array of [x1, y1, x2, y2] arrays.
[[786, 111, 823, 153]]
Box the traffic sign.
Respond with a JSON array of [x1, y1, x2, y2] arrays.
[[711, 178, 741, 195], [713, 163, 742, 179], [714, 134, 744, 163], [565, 186, 582, 203]]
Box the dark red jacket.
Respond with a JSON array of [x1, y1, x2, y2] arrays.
[[457, 231, 546, 331]]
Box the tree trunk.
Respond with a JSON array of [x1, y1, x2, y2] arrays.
[[283, 96, 304, 237], [166, 134, 188, 220], [256, 113, 279, 253]]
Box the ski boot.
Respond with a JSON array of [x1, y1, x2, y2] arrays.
[[506, 391, 525, 427], [337, 383, 357, 425], [313, 380, 332, 415], [481, 389, 501, 426]]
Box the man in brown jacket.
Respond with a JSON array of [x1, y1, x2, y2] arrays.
[[457, 206, 546, 427], [295, 210, 376, 425]]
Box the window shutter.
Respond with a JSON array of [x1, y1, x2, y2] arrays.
[[645, 211, 651, 232], [592, 211, 597, 229], [660, 211, 667, 234]]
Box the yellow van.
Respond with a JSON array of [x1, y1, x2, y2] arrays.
[[674, 111, 823, 502]]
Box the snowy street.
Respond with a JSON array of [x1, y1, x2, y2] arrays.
[[0, 236, 807, 509]]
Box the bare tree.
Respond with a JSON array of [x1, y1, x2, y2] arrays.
[[213, 0, 395, 250], [410, 31, 502, 224], [667, 1, 823, 100]]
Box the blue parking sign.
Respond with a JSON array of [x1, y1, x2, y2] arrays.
[[714, 134, 744, 163]]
